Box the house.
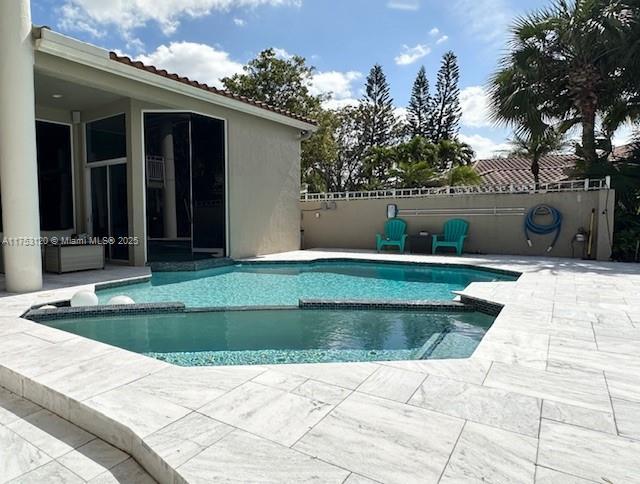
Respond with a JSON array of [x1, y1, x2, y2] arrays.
[[473, 154, 578, 185], [0, 0, 316, 292]]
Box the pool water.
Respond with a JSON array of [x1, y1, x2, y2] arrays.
[[97, 261, 515, 308], [42, 309, 495, 366]]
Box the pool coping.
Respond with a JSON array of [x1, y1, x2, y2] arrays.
[[1, 251, 637, 484]]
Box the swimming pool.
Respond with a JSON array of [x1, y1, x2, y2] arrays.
[[97, 260, 516, 308], [30, 260, 513, 366], [41, 309, 495, 366]]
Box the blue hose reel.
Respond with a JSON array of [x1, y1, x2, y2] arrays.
[[525, 205, 563, 252]]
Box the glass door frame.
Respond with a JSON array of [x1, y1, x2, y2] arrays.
[[34, 118, 77, 236], [140, 109, 229, 263], [83, 113, 129, 262]]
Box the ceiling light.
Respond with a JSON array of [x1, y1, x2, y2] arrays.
[[52, 94, 63, 99]]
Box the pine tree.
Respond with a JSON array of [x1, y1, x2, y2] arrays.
[[358, 64, 397, 187], [360, 64, 397, 149], [407, 66, 431, 139], [430, 51, 461, 142]]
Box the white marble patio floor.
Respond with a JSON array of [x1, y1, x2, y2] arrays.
[[0, 386, 154, 483], [0, 250, 639, 483]]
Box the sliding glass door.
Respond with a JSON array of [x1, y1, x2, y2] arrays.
[[143, 112, 226, 262], [191, 114, 226, 254], [86, 114, 129, 261], [89, 164, 129, 261]]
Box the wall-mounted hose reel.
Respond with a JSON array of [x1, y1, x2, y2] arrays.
[[524, 205, 563, 252]]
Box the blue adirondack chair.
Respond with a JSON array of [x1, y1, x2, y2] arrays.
[[376, 218, 408, 253], [432, 219, 469, 255]]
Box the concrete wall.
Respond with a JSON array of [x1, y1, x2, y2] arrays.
[[34, 52, 303, 264], [301, 190, 616, 260]]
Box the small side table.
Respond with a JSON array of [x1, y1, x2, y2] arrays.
[[408, 232, 431, 254]]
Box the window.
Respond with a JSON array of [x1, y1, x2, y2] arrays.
[[36, 121, 74, 231], [86, 114, 126, 163]]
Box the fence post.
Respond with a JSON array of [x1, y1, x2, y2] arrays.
[[605, 176, 611, 189], [584, 179, 589, 191]]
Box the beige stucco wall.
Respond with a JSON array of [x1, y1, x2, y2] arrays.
[[34, 52, 303, 264], [301, 190, 615, 260]]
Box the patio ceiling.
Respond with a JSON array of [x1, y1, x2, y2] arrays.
[[35, 71, 125, 112]]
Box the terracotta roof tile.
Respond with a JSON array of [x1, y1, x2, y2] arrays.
[[108, 52, 317, 126], [474, 154, 577, 185]]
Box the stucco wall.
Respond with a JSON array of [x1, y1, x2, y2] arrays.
[[35, 52, 303, 263], [301, 190, 615, 260]]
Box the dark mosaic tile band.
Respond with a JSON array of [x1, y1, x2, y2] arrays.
[[240, 258, 522, 278], [25, 302, 186, 322], [460, 296, 504, 317], [299, 299, 474, 312], [149, 258, 235, 272], [94, 275, 152, 290], [184, 305, 299, 313], [148, 256, 521, 278]]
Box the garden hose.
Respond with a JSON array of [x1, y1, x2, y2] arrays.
[[525, 205, 563, 252]]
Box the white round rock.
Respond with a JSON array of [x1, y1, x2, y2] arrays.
[[107, 295, 135, 305], [70, 290, 99, 307]]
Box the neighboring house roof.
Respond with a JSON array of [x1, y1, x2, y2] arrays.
[[474, 154, 578, 185], [108, 53, 317, 126], [611, 143, 636, 161]]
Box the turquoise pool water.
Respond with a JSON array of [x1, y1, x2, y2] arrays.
[[97, 261, 516, 308], [42, 309, 495, 366]]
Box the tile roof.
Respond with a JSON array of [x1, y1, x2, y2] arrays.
[[474, 154, 578, 185], [108, 52, 317, 126]]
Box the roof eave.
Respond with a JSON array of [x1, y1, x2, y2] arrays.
[[32, 28, 318, 132]]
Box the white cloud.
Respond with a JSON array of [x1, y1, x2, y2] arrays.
[[310, 71, 362, 103], [612, 123, 637, 146], [436, 35, 449, 45], [387, 0, 420, 11], [58, 3, 105, 37], [59, 0, 301, 41], [394, 107, 408, 121], [429, 27, 440, 36], [272, 47, 294, 59], [459, 133, 509, 159], [450, 0, 511, 45], [137, 42, 244, 88], [394, 44, 431, 66], [233, 17, 246, 26], [323, 98, 360, 110], [460, 86, 492, 128]]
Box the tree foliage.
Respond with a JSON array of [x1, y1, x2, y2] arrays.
[[430, 51, 462, 142], [224, 49, 475, 193], [506, 128, 569, 185], [489, 0, 640, 166], [407, 66, 431, 139], [360, 64, 398, 149], [222, 48, 323, 116]]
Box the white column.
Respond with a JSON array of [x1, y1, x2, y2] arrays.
[[0, 0, 43, 292], [161, 122, 178, 239]]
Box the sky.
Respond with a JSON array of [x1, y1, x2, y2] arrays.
[[30, 0, 632, 158]]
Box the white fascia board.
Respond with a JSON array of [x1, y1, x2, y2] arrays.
[[34, 29, 318, 132]]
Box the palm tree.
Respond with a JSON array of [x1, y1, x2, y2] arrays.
[[435, 139, 474, 171], [389, 136, 438, 188], [506, 127, 569, 186], [489, 0, 639, 167], [448, 165, 482, 186], [390, 160, 437, 188]]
